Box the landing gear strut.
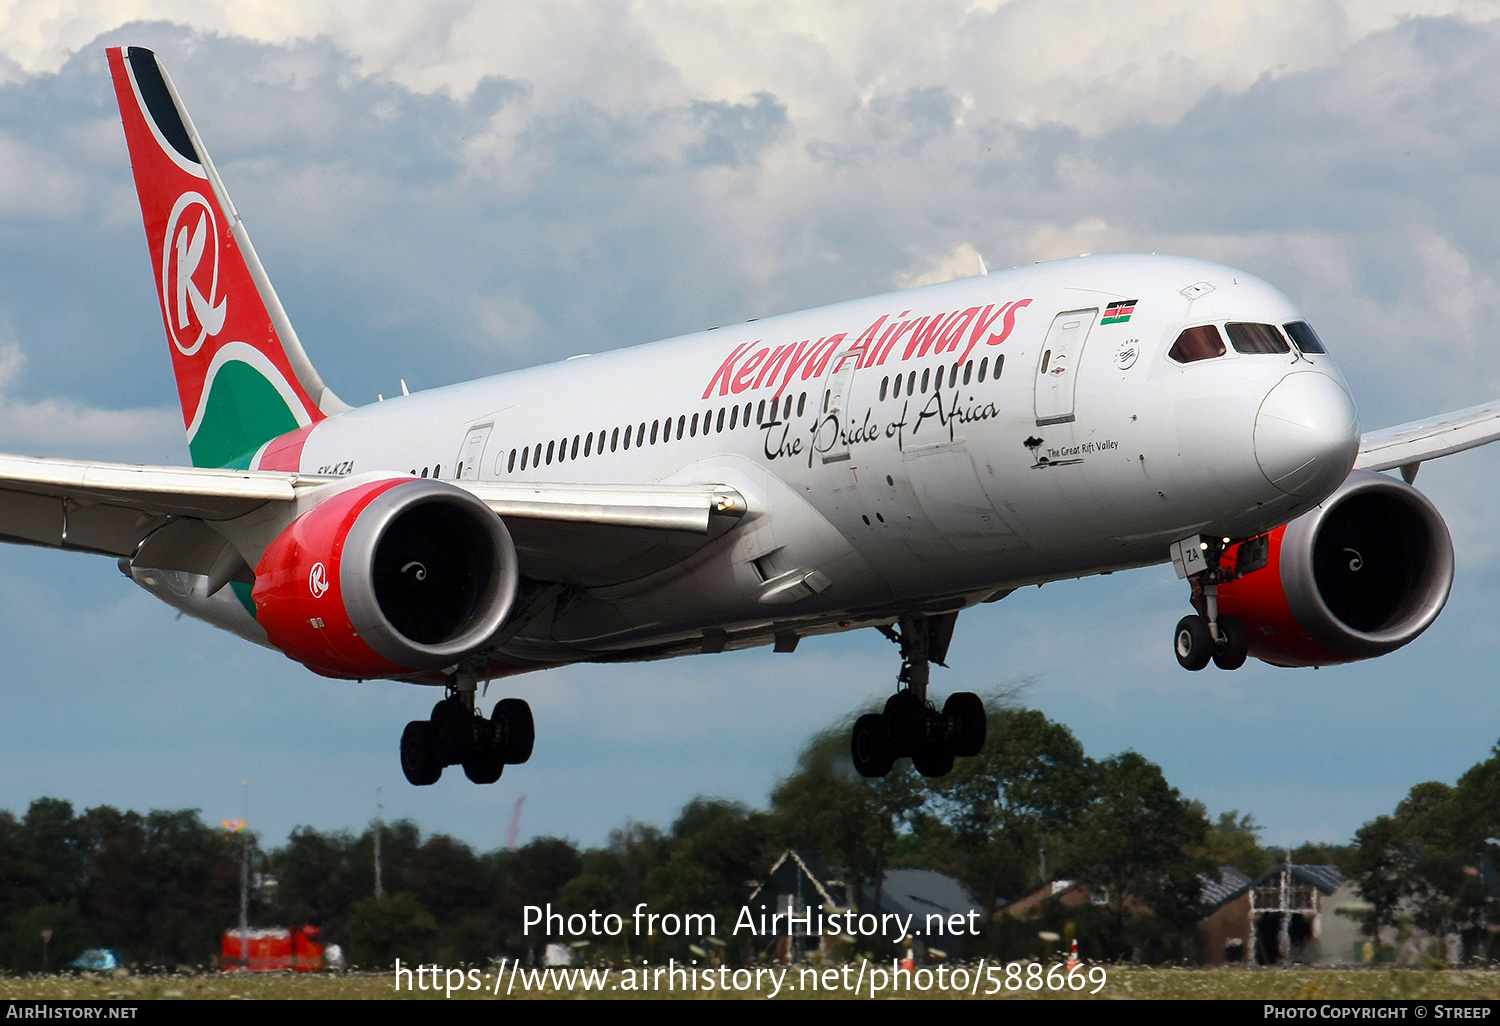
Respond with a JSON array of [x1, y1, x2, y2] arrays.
[[852, 613, 987, 779], [399, 674, 535, 786], [1171, 535, 1256, 672]]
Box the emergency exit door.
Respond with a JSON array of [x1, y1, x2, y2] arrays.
[[1033, 309, 1097, 425], [457, 422, 492, 480]]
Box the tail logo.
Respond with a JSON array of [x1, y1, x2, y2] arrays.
[[161, 192, 227, 356]]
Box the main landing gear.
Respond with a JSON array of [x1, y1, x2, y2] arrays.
[[851, 614, 987, 779], [1171, 534, 1261, 672], [400, 676, 534, 786]]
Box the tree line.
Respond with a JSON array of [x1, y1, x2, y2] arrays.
[[2, 705, 1496, 970], [1346, 745, 1500, 962]]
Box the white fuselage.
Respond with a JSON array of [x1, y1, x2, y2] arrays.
[[161, 254, 1362, 675]]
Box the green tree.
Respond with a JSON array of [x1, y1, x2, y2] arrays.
[[21, 800, 89, 907], [925, 707, 1096, 916], [6, 902, 90, 972], [1348, 762, 1500, 961], [1068, 751, 1212, 960], [1449, 744, 1500, 958], [343, 893, 438, 968], [266, 826, 359, 927], [408, 833, 495, 928], [1196, 809, 1273, 878], [496, 837, 583, 960], [1348, 814, 1412, 947], [647, 799, 775, 959], [770, 718, 924, 913], [80, 807, 240, 966]]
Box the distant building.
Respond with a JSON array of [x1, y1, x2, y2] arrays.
[[746, 849, 847, 964], [862, 869, 984, 960], [748, 851, 982, 963], [1248, 863, 1349, 965], [999, 863, 1350, 966], [1194, 866, 1255, 966], [1000, 877, 1146, 919]]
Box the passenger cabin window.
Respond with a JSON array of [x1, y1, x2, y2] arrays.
[[1168, 325, 1227, 364], [1284, 321, 1327, 354], [1226, 322, 1289, 355]]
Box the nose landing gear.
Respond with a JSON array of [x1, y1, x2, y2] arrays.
[[1171, 534, 1262, 671], [399, 675, 535, 786], [852, 614, 988, 779]]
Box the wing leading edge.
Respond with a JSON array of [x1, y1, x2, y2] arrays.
[[1355, 398, 1500, 481]]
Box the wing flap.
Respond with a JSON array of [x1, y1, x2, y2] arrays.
[[0, 491, 167, 558]]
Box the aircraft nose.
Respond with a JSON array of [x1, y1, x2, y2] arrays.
[[1254, 371, 1360, 498]]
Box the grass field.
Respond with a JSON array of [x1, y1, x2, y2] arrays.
[[1, 966, 1498, 1000]]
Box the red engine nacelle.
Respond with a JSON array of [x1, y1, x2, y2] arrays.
[[252, 477, 519, 678], [1216, 471, 1454, 667]]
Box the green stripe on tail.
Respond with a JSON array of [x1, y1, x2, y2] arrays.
[[189, 360, 301, 469]]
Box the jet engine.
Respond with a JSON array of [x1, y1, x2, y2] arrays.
[[1216, 471, 1454, 667], [252, 477, 519, 678]]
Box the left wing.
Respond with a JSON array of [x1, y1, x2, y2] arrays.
[[1355, 399, 1500, 481], [0, 452, 301, 557], [0, 453, 745, 588]]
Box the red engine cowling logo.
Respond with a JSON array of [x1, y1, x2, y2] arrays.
[[1217, 471, 1454, 667], [252, 477, 519, 678]]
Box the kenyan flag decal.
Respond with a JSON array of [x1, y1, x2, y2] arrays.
[[1102, 299, 1137, 325]]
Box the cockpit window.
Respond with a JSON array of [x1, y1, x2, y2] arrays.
[[1168, 325, 1226, 364], [1283, 321, 1327, 354], [1226, 322, 1290, 354]]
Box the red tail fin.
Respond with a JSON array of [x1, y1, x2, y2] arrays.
[[107, 46, 347, 468]]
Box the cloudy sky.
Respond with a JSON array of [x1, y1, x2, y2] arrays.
[[0, 0, 1498, 856]]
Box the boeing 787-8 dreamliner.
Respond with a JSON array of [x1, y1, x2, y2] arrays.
[[1, 47, 1491, 786]]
